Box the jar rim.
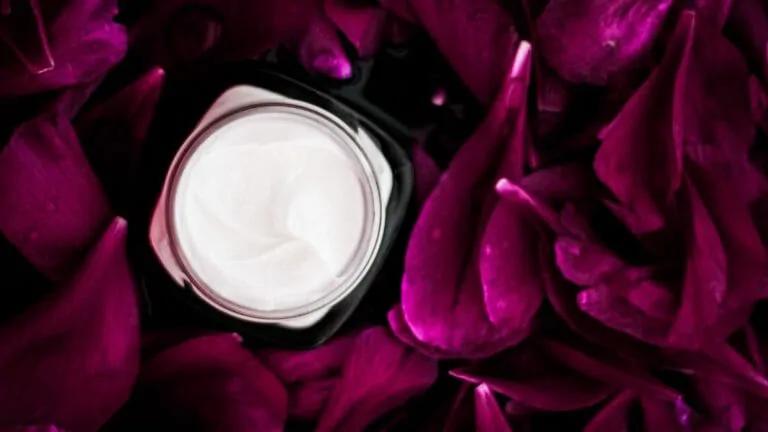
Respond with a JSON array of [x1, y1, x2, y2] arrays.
[[164, 101, 386, 322]]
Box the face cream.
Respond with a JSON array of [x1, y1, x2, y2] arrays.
[[150, 85, 394, 328]]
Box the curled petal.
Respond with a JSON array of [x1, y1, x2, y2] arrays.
[[474, 384, 512, 432], [0, 0, 125, 96], [0, 113, 110, 280], [299, 18, 353, 80], [593, 12, 691, 234], [324, 0, 387, 57], [0, 219, 139, 432], [401, 43, 534, 358], [316, 327, 437, 432], [137, 333, 287, 432], [538, 0, 674, 84]]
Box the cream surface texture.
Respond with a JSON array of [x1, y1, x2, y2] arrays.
[[174, 112, 368, 311]]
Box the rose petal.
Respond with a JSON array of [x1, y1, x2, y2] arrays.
[[290, 378, 337, 421], [0, 113, 111, 280], [667, 179, 727, 348], [474, 384, 512, 432], [401, 43, 534, 358], [402, 0, 520, 103], [258, 332, 356, 383], [0, 218, 139, 432], [299, 17, 353, 80], [0, 0, 125, 97], [136, 333, 287, 432], [537, 0, 673, 85], [584, 391, 636, 432], [324, 0, 387, 57], [316, 327, 437, 432], [0, 0, 53, 73], [593, 12, 691, 234]]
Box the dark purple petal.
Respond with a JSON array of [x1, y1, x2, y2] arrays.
[[0, 113, 110, 280], [400, 0, 520, 103], [537, 0, 673, 85], [696, 379, 746, 431], [258, 332, 356, 383], [138, 333, 287, 432], [0, 218, 139, 432], [316, 327, 437, 432], [726, 0, 768, 85], [554, 237, 625, 286], [667, 179, 726, 348], [474, 384, 512, 432], [0, 0, 53, 73], [640, 397, 688, 432], [541, 340, 682, 402], [324, 0, 387, 57], [452, 367, 613, 412], [584, 391, 635, 432], [0, 0, 125, 97], [0, 427, 64, 432], [401, 43, 535, 358], [290, 378, 337, 421], [299, 17, 353, 80], [593, 12, 691, 234]]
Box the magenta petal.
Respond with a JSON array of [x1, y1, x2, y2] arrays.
[[316, 327, 437, 432], [452, 368, 613, 412], [258, 332, 356, 383], [0, 0, 125, 97], [387, 305, 456, 359], [299, 18, 353, 80], [584, 391, 635, 432], [593, 12, 691, 234], [405, 0, 520, 103], [0, 427, 64, 432], [554, 237, 625, 286], [474, 384, 512, 432], [0, 113, 111, 280], [479, 197, 544, 327], [537, 0, 673, 85], [667, 179, 726, 348], [290, 378, 337, 421], [0, 218, 139, 432], [324, 0, 387, 57], [401, 43, 534, 358], [696, 380, 746, 431], [0, 0, 53, 73], [541, 340, 681, 402], [139, 333, 287, 432]]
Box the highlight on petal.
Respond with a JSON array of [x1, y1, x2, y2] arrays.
[[75, 67, 165, 213], [299, 18, 353, 80], [400, 42, 537, 358], [324, 0, 387, 57], [451, 344, 615, 412], [0, 0, 126, 96], [316, 327, 437, 432], [474, 384, 512, 432], [537, 0, 674, 85], [135, 333, 287, 432], [0, 0, 54, 73], [0, 218, 139, 432], [400, 0, 520, 103], [0, 113, 111, 280]]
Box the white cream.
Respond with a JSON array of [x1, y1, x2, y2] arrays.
[[172, 111, 369, 312]]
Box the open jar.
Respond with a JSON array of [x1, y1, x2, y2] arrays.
[[133, 63, 412, 347]]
